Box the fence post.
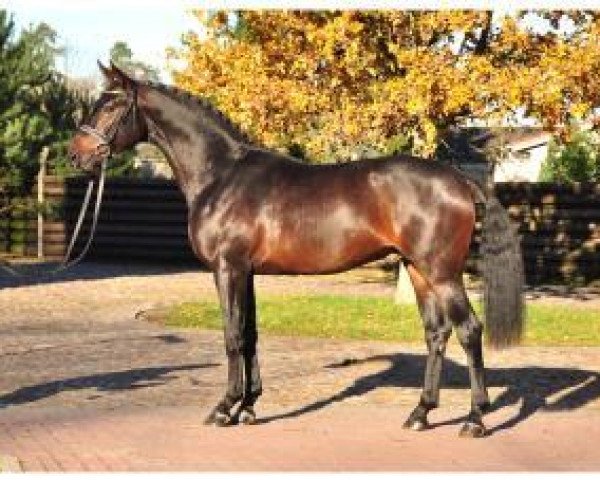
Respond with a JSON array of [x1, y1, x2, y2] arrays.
[[37, 147, 49, 259], [394, 261, 416, 305]]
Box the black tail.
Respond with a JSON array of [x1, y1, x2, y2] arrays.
[[480, 195, 525, 348]]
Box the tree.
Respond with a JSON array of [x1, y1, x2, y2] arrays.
[[0, 10, 91, 217], [169, 10, 600, 162], [541, 129, 600, 182], [110, 40, 160, 82]]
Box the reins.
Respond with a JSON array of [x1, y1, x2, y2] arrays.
[[0, 159, 107, 278], [57, 158, 107, 272]]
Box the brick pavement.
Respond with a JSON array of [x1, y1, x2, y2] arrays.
[[1, 404, 600, 471]]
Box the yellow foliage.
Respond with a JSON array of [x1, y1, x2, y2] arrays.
[[169, 10, 600, 162]]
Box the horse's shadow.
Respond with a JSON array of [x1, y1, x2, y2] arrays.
[[0, 363, 218, 408], [259, 353, 600, 434], [0, 260, 200, 290]]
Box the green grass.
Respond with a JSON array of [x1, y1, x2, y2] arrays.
[[166, 294, 600, 346]]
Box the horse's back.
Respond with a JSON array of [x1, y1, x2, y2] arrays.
[[238, 150, 474, 191]]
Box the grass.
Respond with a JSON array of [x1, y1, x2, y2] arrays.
[[166, 294, 600, 346]]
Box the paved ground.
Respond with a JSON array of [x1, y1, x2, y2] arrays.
[[1, 262, 599, 471]]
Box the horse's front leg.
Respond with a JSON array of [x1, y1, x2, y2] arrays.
[[204, 260, 249, 426], [236, 272, 262, 424]]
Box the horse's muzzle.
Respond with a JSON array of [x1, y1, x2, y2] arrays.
[[69, 149, 108, 174]]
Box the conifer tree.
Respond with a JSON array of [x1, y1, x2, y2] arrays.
[[0, 9, 90, 215]]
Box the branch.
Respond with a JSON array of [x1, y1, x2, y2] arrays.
[[427, 31, 441, 48], [475, 11, 493, 55]]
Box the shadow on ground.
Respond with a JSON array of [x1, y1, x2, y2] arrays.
[[0, 260, 203, 290], [2, 350, 599, 436], [0, 363, 218, 408], [259, 353, 600, 435]]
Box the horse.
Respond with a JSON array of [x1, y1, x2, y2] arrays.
[[68, 61, 524, 438]]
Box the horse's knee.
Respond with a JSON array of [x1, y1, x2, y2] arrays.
[[224, 331, 243, 356], [418, 292, 450, 350], [424, 321, 452, 354]]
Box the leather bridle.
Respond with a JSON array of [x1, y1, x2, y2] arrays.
[[78, 87, 138, 158]]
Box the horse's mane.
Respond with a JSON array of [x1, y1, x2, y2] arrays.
[[145, 81, 255, 146]]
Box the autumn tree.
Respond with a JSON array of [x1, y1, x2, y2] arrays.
[[170, 10, 600, 162]]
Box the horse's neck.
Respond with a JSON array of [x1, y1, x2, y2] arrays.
[[139, 87, 245, 206]]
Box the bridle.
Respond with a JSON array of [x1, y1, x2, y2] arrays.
[[1, 88, 138, 278], [78, 88, 138, 157]]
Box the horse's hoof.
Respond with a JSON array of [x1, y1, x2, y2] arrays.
[[459, 421, 487, 438], [213, 411, 232, 427], [402, 417, 429, 432], [204, 409, 232, 427], [203, 411, 216, 425], [239, 407, 256, 425], [477, 400, 492, 414]]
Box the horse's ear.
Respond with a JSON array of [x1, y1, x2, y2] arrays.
[[109, 60, 137, 91], [98, 60, 117, 84], [98, 60, 127, 92]]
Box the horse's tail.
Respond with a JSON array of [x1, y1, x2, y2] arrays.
[[466, 179, 525, 348]]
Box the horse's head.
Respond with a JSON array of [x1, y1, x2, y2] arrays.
[[68, 61, 146, 172]]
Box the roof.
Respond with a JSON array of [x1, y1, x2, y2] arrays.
[[436, 127, 552, 165]]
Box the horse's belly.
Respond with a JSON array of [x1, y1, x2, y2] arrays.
[[253, 231, 394, 275]]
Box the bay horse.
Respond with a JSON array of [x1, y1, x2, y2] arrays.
[[68, 62, 524, 437]]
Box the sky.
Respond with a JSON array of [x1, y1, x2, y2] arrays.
[[2, 1, 204, 82]]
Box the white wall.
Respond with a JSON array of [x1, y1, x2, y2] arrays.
[[493, 143, 549, 182]]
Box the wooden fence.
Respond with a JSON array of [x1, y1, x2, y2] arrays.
[[2, 176, 192, 261], [2, 176, 599, 284]]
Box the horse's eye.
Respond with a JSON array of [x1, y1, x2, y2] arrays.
[[105, 100, 124, 112]]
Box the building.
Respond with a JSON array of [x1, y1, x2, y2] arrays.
[[436, 127, 552, 184], [133, 143, 173, 178]]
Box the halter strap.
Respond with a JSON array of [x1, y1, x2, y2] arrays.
[[55, 159, 107, 272]]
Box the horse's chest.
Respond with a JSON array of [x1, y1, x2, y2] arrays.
[[187, 201, 255, 267], [187, 206, 221, 265]]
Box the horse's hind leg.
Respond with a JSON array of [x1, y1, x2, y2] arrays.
[[436, 279, 490, 437], [403, 263, 452, 431]]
